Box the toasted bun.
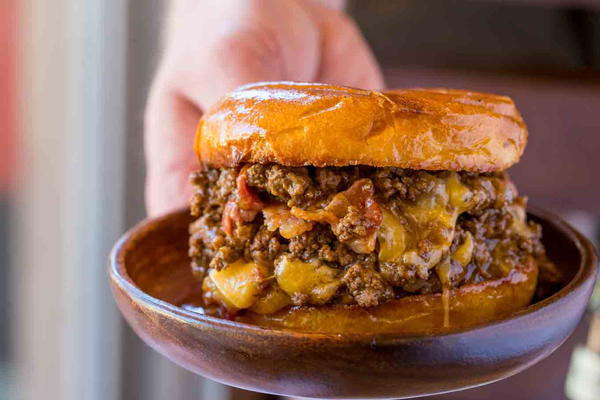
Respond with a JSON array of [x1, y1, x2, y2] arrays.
[[195, 82, 527, 172], [238, 258, 538, 334]]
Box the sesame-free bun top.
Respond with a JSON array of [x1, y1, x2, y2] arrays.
[[195, 82, 527, 172]]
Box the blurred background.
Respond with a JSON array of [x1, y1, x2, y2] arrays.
[[1, 0, 599, 399]]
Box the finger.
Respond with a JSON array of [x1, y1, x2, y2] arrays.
[[310, 0, 346, 10], [304, 4, 385, 89], [166, 0, 321, 111], [145, 83, 201, 216], [145, 0, 323, 216]]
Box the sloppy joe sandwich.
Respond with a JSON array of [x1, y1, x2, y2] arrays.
[[188, 82, 555, 333]]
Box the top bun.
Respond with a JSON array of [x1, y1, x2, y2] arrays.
[[195, 82, 527, 172]]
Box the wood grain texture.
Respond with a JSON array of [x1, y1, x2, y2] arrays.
[[109, 207, 597, 399]]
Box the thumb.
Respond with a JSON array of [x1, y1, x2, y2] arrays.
[[165, 0, 322, 112], [304, 2, 384, 89], [145, 0, 323, 216]]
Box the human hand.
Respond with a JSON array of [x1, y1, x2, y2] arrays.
[[145, 0, 384, 216]]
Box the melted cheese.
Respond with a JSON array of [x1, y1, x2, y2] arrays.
[[202, 274, 237, 310], [275, 255, 341, 305], [447, 172, 472, 212], [433, 258, 452, 328], [435, 229, 475, 328], [263, 205, 313, 239], [249, 285, 291, 314], [507, 203, 530, 237], [378, 208, 406, 263], [377, 173, 471, 275], [209, 260, 268, 309], [452, 231, 474, 266], [441, 286, 450, 328]]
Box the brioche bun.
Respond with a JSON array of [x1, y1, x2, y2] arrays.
[[195, 82, 527, 172], [239, 258, 538, 334]]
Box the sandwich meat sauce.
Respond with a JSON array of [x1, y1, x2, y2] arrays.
[[186, 83, 558, 327], [190, 164, 551, 316]]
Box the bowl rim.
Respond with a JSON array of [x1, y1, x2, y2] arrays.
[[109, 205, 598, 344]]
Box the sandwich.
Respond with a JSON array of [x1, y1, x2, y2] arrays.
[[188, 82, 556, 333]]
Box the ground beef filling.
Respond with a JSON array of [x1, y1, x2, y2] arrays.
[[189, 164, 553, 314]]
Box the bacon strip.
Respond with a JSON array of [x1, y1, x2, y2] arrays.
[[338, 179, 382, 253], [292, 179, 382, 253], [290, 207, 338, 225], [237, 166, 264, 211], [224, 172, 382, 251], [221, 200, 237, 236], [222, 167, 265, 236], [263, 205, 313, 239]]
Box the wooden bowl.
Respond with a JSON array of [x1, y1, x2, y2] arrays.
[[109, 207, 597, 399]]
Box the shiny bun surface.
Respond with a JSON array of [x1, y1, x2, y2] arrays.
[[195, 82, 527, 172]]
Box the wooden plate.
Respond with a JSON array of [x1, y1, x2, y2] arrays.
[[109, 207, 597, 399]]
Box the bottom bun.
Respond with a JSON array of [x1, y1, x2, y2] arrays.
[[238, 259, 538, 334]]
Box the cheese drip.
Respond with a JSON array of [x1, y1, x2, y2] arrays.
[[208, 260, 269, 309], [377, 172, 472, 275], [376, 172, 473, 327]]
